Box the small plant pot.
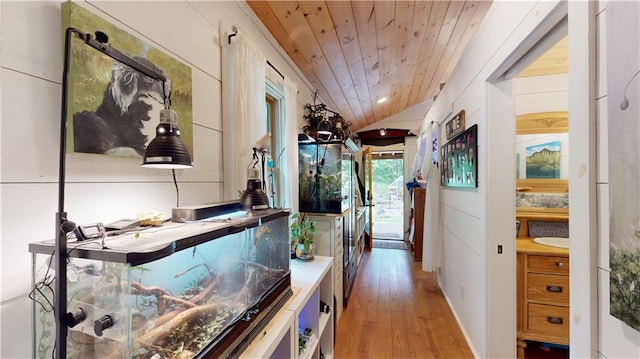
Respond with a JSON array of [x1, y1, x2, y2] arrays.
[[295, 243, 315, 261]]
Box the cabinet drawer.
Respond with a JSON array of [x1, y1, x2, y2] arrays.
[[527, 273, 569, 304], [335, 243, 343, 259], [335, 227, 343, 242], [528, 255, 569, 275], [527, 303, 569, 338]]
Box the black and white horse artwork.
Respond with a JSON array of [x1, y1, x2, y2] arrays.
[[72, 57, 167, 157]]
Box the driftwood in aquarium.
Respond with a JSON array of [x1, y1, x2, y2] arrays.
[[136, 302, 230, 348], [232, 267, 258, 308], [188, 272, 224, 305], [130, 282, 169, 297], [91, 260, 284, 358]]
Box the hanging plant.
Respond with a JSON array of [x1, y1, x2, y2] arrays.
[[302, 102, 327, 135]]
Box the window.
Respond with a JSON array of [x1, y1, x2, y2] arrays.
[[265, 84, 284, 208]]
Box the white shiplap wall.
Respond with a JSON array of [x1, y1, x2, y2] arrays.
[[420, 1, 588, 357], [0, 1, 313, 357], [598, 1, 640, 358]]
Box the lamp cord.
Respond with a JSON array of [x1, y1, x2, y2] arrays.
[[624, 70, 640, 94], [172, 169, 180, 207]]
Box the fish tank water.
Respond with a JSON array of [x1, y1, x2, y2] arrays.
[[299, 140, 353, 214], [30, 207, 291, 359]]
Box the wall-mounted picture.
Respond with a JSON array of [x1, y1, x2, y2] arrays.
[[525, 141, 560, 179], [62, 2, 193, 158], [441, 124, 477, 188], [431, 124, 438, 167]]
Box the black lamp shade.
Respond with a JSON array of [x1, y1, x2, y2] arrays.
[[316, 118, 333, 142], [142, 109, 192, 169], [240, 179, 269, 211]]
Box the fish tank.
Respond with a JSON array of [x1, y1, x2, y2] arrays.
[[299, 139, 354, 214], [29, 205, 291, 359]]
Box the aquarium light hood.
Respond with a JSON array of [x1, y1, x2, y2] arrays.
[[344, 137, 359, 153], [172, 201, 243, 222]]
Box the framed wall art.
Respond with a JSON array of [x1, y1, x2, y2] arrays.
[[441, 124, 477, 188], [62, 2, 193, 158], [445, 109, 465, 140], [525, 141, 561, 179]]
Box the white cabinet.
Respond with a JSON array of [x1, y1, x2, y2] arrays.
[[242, 256, 334, 359], [290, 257, 334, 359], [307, 213, 345, 321]]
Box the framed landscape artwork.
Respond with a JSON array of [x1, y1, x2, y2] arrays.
[[441, 124, 477, 188], [525, 141, 561, 179]]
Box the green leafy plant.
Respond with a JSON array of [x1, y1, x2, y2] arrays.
[[290, 213, 316, 254], [610, 227, 640, 331]]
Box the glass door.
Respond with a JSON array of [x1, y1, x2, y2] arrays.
[[371, 152, 404, 241]]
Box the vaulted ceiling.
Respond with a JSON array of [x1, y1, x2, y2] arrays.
[[247, 1, 493, 132]]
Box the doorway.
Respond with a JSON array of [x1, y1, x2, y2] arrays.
[[371, 151, 404, 242]]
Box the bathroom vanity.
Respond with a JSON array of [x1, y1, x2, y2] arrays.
[[516, 238, 569, 359]]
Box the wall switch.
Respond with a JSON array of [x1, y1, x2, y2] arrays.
[[498, 245, 503, 254]]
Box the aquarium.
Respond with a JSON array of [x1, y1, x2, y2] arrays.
[[299, 140, 354, 214], [30, 206, 291, 359]]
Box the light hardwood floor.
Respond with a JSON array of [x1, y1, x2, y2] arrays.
[[334, 247, 473, 359]]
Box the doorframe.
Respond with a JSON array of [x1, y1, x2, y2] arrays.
[[370, 150, 405, 242], [484, 2, 598, 357]]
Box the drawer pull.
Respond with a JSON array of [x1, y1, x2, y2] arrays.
[[547, 317, 563, 325], [546, 285, 563, 293], [555, 261, 565, 268]]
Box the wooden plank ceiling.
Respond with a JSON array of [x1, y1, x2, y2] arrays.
[[247, 0, 492, 132]]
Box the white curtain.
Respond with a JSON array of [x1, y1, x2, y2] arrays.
[[422, 122, 442, 272], [412, 132, 428, 179], [222, 28, 266, 200], [282, 78, 299, 212]]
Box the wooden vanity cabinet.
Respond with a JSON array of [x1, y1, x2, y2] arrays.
[[517, 248, 570, 359]]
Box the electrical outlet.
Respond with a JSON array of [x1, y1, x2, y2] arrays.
[[460, 283, 465, 300]]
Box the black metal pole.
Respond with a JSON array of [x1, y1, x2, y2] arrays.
[[54, 26, 75, 359]]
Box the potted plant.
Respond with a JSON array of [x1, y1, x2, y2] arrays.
[[290, 213, 316, 261]]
